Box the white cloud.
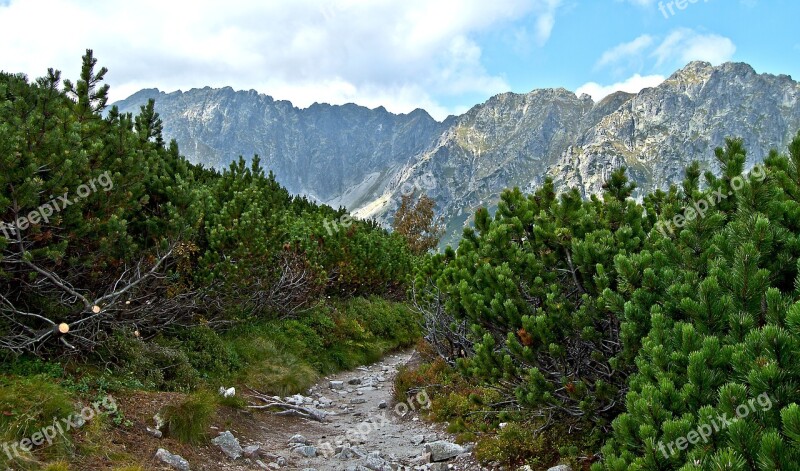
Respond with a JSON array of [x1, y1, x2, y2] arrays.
[[592, 28, 735, 80], [652, 28, 736, 68], [0, 0, 562, 120], [595, 34, 654, 70], [575, 73, 665, 101]]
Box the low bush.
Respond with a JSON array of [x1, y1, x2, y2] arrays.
[[100, 331, 201, 391], [160, 391, 217, 444]]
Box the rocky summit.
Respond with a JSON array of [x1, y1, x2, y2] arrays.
[[114, 61, 800, 245]]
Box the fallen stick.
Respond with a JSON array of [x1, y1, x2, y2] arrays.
[[245, 386, 328, 422]]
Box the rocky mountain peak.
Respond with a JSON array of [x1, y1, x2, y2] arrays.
[[113, 61, 800, 245]]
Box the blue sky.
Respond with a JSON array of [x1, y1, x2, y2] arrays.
[[0, 0, 797, 120]]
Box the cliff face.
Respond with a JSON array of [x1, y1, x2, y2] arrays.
[[114, 62, 800, 245], [113, 87, 447, 210]]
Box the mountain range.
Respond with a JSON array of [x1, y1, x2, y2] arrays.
[[113, 61, 800, 245]]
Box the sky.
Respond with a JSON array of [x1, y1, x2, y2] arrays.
[[0, 0, 797, 121]]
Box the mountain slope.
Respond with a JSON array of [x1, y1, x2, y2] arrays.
[[113, 87, 447, 210], [114, 62, 800, 245]]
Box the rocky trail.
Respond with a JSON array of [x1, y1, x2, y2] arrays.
[[153, 350, 481, 471]]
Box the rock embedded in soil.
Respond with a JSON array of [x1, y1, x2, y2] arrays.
[[288, 434, 311, 445], [212, 431, 244, 460], [243, 444, 261, 458], [292, 445, 318, 458], [155, 448, 190, 471], [425, 441, 465, 462]]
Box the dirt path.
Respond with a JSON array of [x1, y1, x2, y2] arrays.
[[143, 350, 481, 470], [246, 350, 478, 470]]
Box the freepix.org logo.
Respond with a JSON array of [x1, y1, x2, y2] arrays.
[[2, 395, 117, 461], [657, 392, 772, 458], [0, 171, 113, 239]]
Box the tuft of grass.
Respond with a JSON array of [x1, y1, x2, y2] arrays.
[[0, 375, 75, 443], [160, 391, 217, 444], [42, 462, 71, 471], [218, 395, 247, 409]]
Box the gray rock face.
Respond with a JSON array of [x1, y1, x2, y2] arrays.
[[547, 466, 573, 471], [424, 440, 465, 461], [113, 87, 445, 212], [211, 431, 243, 460], [114, 61, 800, 246], [155, 448, 190, 471]]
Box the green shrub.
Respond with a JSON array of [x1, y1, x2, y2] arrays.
[[474, 422, 566, 469], [101, 331, 200, 391], [161, 391, 217, 444], [172, 325, 241, 379]]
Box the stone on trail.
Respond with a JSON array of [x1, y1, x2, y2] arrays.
[[547, 466, 573, 471], [212, 430, 243, 460], [425, 440, 465, 462], [155, 448, 190, 471], [292, 445, 318, 458], [288, 434, 311, 446], [243, 444, 261, 458], [330, 380, 345, 390]]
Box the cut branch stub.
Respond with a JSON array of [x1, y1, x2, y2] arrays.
[[57, 323, 70, 334]]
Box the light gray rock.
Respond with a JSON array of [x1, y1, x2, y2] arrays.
[[363, 454, 392, 471], [330, 380, 345, 390], [243, 444, 261, 458], [155, 448, 190, 471], [547, 466, 573, 471], [292, 445, 318, 458], [212, 431, 243, 460], [288, 434, 311, 446], [425, 441, 465, 462]]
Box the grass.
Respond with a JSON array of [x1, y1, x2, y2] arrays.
[[0, 375, 76, 468], [160, 391, 217, 444]]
